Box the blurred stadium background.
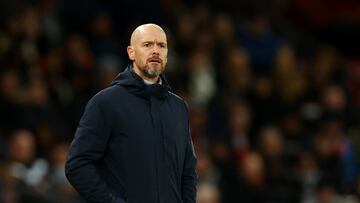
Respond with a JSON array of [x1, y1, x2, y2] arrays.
[[0, 0, 360, 202]]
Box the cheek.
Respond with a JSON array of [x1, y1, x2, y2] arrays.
[[135, 52, 146, 62], [162, 51, 168, 61]]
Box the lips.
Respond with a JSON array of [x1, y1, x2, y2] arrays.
[[148, 58, 162, 63]]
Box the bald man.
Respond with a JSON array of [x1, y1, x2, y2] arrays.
[[65, 24, 197, 203]]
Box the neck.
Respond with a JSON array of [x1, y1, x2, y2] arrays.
[[143, 78, 158, 84]]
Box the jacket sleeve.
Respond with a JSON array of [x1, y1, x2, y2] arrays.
[[65, 94, 125, 203], [181, 106, 198, 203]]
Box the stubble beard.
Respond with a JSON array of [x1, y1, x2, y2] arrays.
[[138, 64, 164, 79]]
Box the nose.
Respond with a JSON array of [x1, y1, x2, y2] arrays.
[[151, 45, 160, 55]]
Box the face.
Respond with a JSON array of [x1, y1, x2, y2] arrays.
[[127, 24, 168, 81]]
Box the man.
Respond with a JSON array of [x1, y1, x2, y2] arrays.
[[65, 23, 197, 203]]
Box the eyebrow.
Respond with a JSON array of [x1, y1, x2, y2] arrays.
[[142, 41, 167, 46]]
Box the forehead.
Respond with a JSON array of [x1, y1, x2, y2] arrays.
[[135, 27, 167, 43]]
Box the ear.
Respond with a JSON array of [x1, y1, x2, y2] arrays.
[[127, 46, 135, 61]]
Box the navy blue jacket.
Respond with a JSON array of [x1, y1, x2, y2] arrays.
[[65, 66, 197, 203]]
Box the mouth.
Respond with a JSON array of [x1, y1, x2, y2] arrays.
[[148, 58, 162, 64]]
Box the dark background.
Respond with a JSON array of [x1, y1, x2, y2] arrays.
[[0, 0, 359, 202]]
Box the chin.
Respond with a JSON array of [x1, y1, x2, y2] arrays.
[[149, 65, 164, 72], [148, 63, 161, 68]]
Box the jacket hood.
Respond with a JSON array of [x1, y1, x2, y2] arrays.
[[111, 64, 171, 100]]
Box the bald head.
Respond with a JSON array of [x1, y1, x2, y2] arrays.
[[130, 23, 167, 46]]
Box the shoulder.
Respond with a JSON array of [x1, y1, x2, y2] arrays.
[[98, 85, 125, 97], [168, 91, 189, 113], [87, 85, 125, 107]]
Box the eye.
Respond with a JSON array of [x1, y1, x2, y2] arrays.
[[159, 44, 167, 48], [143, 43, 150, 47]]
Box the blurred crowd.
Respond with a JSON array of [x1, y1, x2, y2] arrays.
[[0, 0, 360, 203]]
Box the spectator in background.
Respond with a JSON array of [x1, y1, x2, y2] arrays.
[[37, 0, 63, 47], [273, 44, 307, 106], [187, 49, 217, 107], [189, 107, 209, 151], [239, 15, 283, 75], [0, 162, 20, 203], [320, 85, 354, 127], [6, 129, 50, 203], [306, 45, 345, 100], [212, 13, 237, 48], [227, 99, 252, 159], [196, 150, 222, 203], [45, 143, 84, 203], [220, 46, 252, 98], [303, 180, 359, 203], [315, 118, 358, 192], [249, 74, 279, 131], [89, 12, 123, 90], [257, 126, 302, 203], [0, 69, 23, 133], [227, 151, 267, 203], [297, 151, 321, 202], [280, 111, 309, 165], [22, 77, 65, 137], [63, 33, 96, 131], [346, 60, 360, 110], [197, 182, 221, 203], [357, 177, 360, 200], [312, 120, 343, 192]]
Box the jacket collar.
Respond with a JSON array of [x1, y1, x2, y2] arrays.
[[111, 64, 170, 100]]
